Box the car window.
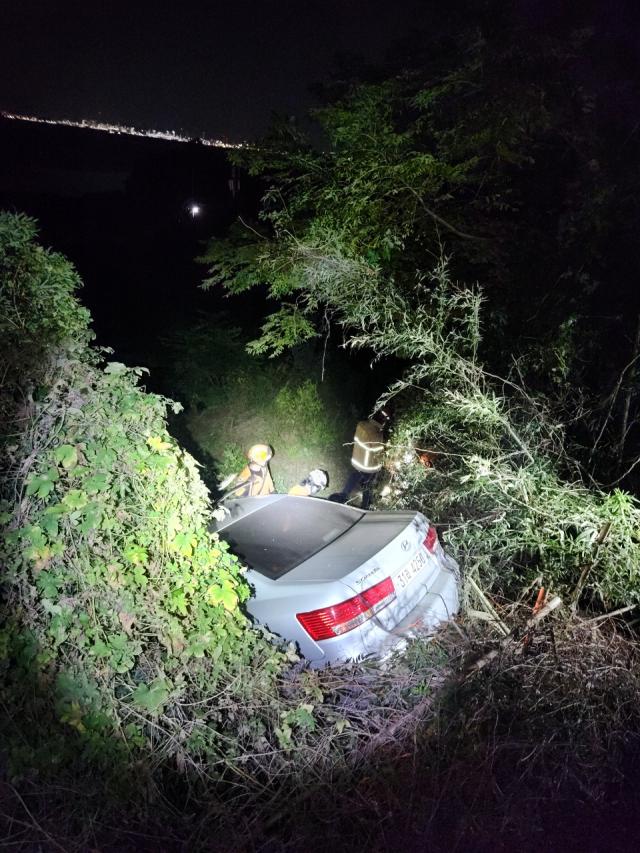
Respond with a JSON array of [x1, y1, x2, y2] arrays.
[[219, 498, 363, 580]]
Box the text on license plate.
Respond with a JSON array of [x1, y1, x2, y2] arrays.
[[396, 548, 428, 590]]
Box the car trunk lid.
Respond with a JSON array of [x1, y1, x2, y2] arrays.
[[285, 511, 417, 582]]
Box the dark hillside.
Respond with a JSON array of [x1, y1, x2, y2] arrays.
[[0, 117, 252, 359], [0, 118, 385, 490]]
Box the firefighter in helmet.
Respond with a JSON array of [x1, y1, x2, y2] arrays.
[[221, 443, 275, 498], [330, 409, 390, 508], [288, 468, 328, 496]]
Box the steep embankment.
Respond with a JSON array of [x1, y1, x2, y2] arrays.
[[3, 212, 640, 851]]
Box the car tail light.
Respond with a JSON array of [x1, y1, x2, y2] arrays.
[[423, 526, 438, 553], [296, 577, 396, 642]]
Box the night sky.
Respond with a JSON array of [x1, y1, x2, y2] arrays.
[[1, 0, 439, 142]]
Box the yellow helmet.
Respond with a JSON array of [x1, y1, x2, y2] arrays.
[[247, 443, 273, 466]]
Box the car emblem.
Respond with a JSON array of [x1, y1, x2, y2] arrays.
[[401, 539, 411, 552]]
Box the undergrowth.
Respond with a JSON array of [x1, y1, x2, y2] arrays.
[[3, 212, 640, 849], [232, 232, 640, 609], [162, 319, 355, 492], [3, 612, 640, 850]]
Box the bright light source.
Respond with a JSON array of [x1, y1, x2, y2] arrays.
[[189, 203, 201, 217]]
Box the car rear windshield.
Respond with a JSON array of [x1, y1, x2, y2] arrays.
[[218, 499, 363, 580]]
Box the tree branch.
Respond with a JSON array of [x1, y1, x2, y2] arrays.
[[403, 185, 488, 242]]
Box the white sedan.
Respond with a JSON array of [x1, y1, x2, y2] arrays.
[[213, 494, 460, 666]]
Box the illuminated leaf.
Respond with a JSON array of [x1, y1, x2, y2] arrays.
[[170, 531, 196, 557], [22, 524, 47, 549], [167, 511, 181, 540], [41, 514, 59, 537], [147, 435, 172, 453], [84, 473, 109, 493], [169, 588, 188, 616], [25, 467, 59, 498], [79, 504, 102, 533], [35, 570, 61, 598], [291, 704, 316, 731], [104, 362, 127, 375], [41, 505, 64, 537], [123, 543, 148, 565], [132, 563, 148, 589], [54, 444, 78, 469], [132, 678, 170, 715], [61, 489, 88, 511], [91, 640, 109, 658], [206, 580, 238, 611]]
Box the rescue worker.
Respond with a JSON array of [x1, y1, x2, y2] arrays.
[[288, 468, 328, 496], [330, 409, 390, 508], [222, 444, 275, 498]]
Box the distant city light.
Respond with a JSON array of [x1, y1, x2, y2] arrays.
[[0, 110, 247, 150]]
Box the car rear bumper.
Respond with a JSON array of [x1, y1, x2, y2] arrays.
[[307, 557, 460, 666], [372, 561, 459, 659]]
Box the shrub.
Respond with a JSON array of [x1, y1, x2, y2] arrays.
[[166, 324, 352, 490], [0, 213, 288, 776], [208, 223, 640, 608], [0, 212, 91, 388]]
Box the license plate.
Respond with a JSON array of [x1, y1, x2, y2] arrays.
[[396, 548, 428, 590]]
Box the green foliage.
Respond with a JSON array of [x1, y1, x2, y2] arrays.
[[0, 212, 290, 771], [160, 317, 353, 490], [201, 21, 640, 455], [218, 443, 247, 477], [1, 353, 277, 734], [273, 379, 334, 448], [247, 306, 319, 357], [0, 212, 92, 387], [199, 221, 266, 294], [204, 30, 600, 286], [0, 211, 90, 342], [345, 262, 640, 607]]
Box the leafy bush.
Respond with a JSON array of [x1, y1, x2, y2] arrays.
[[0, 213, 290, 775], [1, 354, 295, 773], [273, 379, 334, 448], [0, 212, 91, 388], [307, 251, 640, 608]]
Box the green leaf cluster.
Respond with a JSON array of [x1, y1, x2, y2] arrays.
[[0, 212, 92, 405], [0, 212, 291, 764], [200, 21, 639, 395]]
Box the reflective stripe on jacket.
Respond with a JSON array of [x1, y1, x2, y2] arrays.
[[351, 420, 385, 473]]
